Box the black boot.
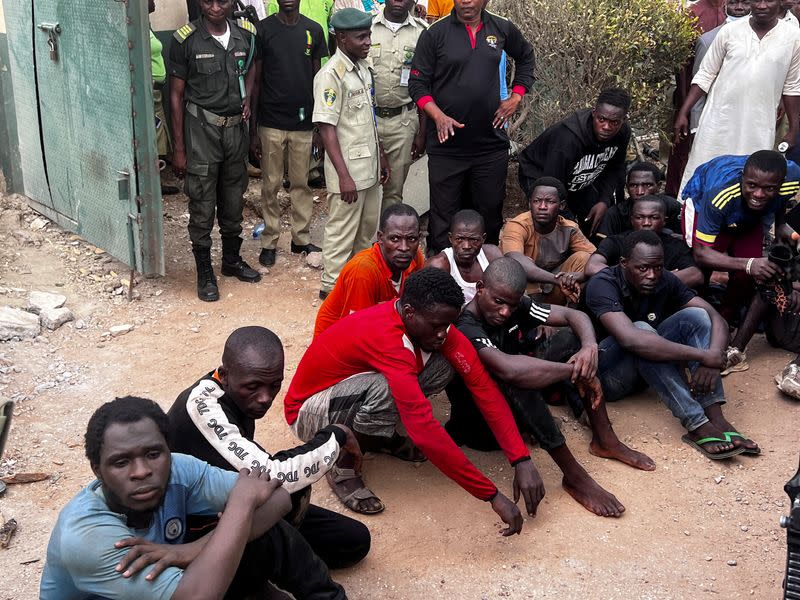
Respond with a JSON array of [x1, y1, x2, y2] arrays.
[[192, 248, 220, 302], [221, 237, 261, 283]]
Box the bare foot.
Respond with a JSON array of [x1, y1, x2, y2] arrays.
[[562, 472, 625, 517], [589, 438, 656, 471]]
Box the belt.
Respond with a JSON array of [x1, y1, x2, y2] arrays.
[[186, 102, 243, 127], [375, 102, 414, 119]]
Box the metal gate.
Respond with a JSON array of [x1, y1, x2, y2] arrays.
[[5, 0, 164, 275]]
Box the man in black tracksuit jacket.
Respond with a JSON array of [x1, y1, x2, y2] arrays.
[[409, 1, 534, 253], [517, 88, 632, 237], [167, 326, 370, 579]]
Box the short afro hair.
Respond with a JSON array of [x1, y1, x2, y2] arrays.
[[450, 209, 485, 233], [400, 267, 464, 312], [631, 194, 667, 213], [85, 396, 170, 466], [622, 229, 663, 259], [627, 161, 663, 183], [530, 176, 567, 201], [744, 150, 787, 180], [483, 257, 527, 295], [222, 326, 283, 368], [596, 87, 631, 113], [379, 203, 420, 231]]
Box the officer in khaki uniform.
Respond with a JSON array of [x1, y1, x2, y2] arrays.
[[371, 0, 427, 213], [169, 0, 261, 302], [314, 8, 389, 298]]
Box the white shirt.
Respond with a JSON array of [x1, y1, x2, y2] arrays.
[[680, 17, 800, 196], [212, 22, 231, 49], [443, 247, 490, 304]]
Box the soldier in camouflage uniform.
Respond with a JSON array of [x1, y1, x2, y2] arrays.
[[169, 0, 261, 302]]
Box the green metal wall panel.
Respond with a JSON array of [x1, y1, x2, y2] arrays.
[[34, 0, 139, 266], [5, 2, 51, 205], [0, 32, 23, 193], [129, 0, 164, 276], [4, 0, 164, 275]]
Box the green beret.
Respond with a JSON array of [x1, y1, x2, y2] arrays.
[[330, 8, 373, 31]]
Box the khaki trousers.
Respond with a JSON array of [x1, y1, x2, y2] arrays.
[[377, 106, 419, 214], [320, 185, 380, 292], [258, 126, 314, 249]]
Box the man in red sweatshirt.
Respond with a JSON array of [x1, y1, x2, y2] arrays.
[[285, 268, 543, 534]]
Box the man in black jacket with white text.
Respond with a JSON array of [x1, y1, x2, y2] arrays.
[[518, 88, 632, 237], [168, 326, 371, 570]]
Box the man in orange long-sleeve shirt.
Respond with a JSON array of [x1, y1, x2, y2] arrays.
[[314, 203, 425, 337]]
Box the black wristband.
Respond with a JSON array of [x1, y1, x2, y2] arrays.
[[510, 456, 531, 467]]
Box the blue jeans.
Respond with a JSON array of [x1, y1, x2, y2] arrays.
[[597, 307, 725, 432]]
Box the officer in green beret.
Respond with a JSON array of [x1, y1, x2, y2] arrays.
[[169, 0, 261, 302], [314, 7, 390, 299]]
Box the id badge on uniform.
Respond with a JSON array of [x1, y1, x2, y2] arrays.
[[400, 67, 411, 87]]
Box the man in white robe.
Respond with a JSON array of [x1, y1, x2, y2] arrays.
[[674, 0, 800, 197]]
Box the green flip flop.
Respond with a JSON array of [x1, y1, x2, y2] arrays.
[[723, 431, 761, 456], [681, 433, 746, 460]]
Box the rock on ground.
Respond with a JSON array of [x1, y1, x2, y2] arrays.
[[109, 324, 133, 337], [0, 306, 40, 340], [27, 291, 67, 315], [39, 307, 74, 331], [306, 251, 323, 269]]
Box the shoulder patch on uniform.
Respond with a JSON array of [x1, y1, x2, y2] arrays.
[[237, 18, 257, 35], [173, 22, 197, 43], [333, 60, 347, 79], [323, 88, 337, 106]]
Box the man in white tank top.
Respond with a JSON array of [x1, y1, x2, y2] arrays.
[[427, 209, 502, 303]]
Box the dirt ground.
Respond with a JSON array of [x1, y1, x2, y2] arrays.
[[0, 172, 799, 600]]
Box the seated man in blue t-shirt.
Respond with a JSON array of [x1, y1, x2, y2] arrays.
[[40, 396, 346, 600], [681, 150, 800, 373], [584, 230, 760, 460]]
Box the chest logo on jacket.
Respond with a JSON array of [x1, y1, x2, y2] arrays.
[[569, 147, 618, 191]]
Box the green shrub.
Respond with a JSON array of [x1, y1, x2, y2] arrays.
[[494, 0, 697, 145]]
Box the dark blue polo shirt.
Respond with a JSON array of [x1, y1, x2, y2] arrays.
[[584, 264, 696, 339]]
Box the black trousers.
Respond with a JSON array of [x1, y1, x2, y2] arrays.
[[295, 504, 371, 570], [185, 503, 369, 598], [226, 519, 346, 600], [427, 149, 508, 253], [446, 329, 581, 452]]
